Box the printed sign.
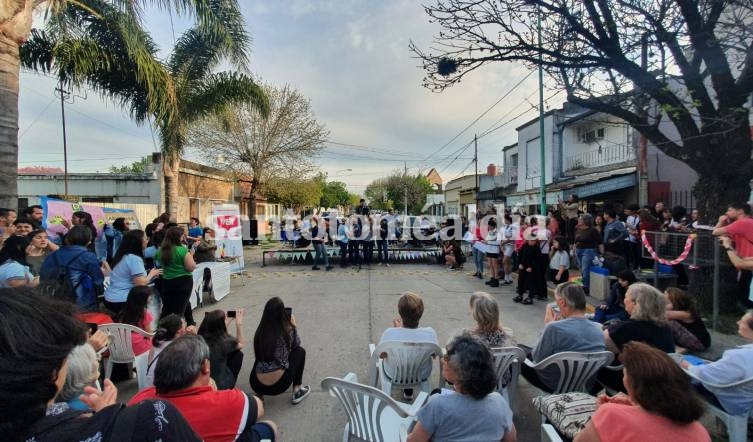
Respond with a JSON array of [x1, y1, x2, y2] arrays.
[[211, 204, 245, 273]]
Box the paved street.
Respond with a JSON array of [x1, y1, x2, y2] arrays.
[[120, 256, 547, 441], [117, 250, 736, 441]]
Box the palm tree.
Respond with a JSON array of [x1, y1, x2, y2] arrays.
[[155, 21, 268, 220], [0, 0, 247, 209]]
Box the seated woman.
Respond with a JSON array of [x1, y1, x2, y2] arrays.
[[468, 291, 516, 348], [598, 283, 675, 392], [665, 287, 711, 351], [0, 287, 200, 441], [250, 297, 311, 404], [198, 309, 245, 390], [681, 311, 753, 416], [574, 341, 709, 441], [114, 286, 154, 357], [593, 269, 636, 324], [407, 333, 517, 442], [57, 344, 100, 411], [146, 314, 189, 387]]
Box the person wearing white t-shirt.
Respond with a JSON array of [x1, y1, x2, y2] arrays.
[[500, 215, 518, 285], [378, 292, 439, 401], [484, 219, 502, 287]]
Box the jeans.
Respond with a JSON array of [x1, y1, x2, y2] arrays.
[[362, 240, 374, 265], [338, 241, 349, 266], [474, 248, 485, 274], [576, 248, 597, 290], [249, 346, 306, 396], [313, 242, 329, 267], [377, 240, 389, 263]]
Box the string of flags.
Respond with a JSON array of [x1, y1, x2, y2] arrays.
[[265, 249, 442, 262]]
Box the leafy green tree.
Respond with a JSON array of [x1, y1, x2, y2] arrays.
[[365, 172, 433, 214], [264, 176, 322, 215], [109, 156, 151, 173]]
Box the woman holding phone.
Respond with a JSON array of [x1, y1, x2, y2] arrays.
[[197, 309, 244, 390], [250, 297, 311, 404]]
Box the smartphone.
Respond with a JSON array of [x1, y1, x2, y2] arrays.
[[226, 310, 237, 318], [86, 322, 98, 334], [284, 307, 293, 316], [548, 302, 560, 313]]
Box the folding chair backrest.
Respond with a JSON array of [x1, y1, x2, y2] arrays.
[[536, 351, 614, 394], [491, 346, 526, 392], [374, 341, 442, 387], [322, 374, 409, 442], [99, 323, 151, 364]]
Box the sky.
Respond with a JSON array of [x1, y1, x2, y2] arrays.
[[18, 0, 564, 195]]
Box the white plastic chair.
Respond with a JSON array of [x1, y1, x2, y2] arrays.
[[368, 341, 443, 395], [99, 323, 155, 390], [322, 372, 428, 442], [541, 423, 564, 442], [524, 351, 614, 394], [683, 368, 753, 442], [491, 346, 526, 410]]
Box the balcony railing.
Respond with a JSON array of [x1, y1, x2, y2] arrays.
[[564, 143, 635, 172], [501, 166, 518, 185]]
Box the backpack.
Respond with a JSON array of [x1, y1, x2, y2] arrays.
[[40, 250, 88, 304]]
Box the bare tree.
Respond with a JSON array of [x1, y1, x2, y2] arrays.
[[411, 0, 753, 217], [189, 83, 328, 218]]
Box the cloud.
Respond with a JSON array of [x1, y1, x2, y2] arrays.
[[18, 1, 565, 191]]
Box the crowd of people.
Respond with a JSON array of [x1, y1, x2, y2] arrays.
[[1, 196, 752, 441], [0, 206, 326, 441]]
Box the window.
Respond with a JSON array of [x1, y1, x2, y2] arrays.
[[526, 139, 540, 178]]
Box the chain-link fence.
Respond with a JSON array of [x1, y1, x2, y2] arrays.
[[642, 230, 738, 329]]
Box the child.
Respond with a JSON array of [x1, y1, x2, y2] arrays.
[[513, 238, 539, 305], [665, 287, 710, 351], [115, 286, 154, 356], [548, 236, 570, 284]]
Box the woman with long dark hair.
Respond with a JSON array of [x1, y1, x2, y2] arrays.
[[0, 235, 37, 288], [156, 226, 196, 326], [1, 287, 200, 442], [145, 314, 188, 386], [70, 211, 102, 258], [115, 286, 154, 356], [198, 309, 245, 390], [250, 297, 311, 404], [104, 230, 161, 314]]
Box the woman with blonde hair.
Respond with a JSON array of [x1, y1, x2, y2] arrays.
[[599, 283, 675, 392], [469, 292, 515, 347]]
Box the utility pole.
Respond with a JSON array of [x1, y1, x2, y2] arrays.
[[638, 34, 649, 207], [474, 134, 479, 212], [537, 4, 546, 216], [404, 161, 408, 216], [55, 80, 70, 196]]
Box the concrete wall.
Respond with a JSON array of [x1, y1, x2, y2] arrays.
[[517, 113, 557, 193], [18, 173, 162, 208], [560, 113, 633, 173]]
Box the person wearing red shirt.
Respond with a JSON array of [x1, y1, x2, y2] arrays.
[[714, 202, 753, 308], [129, 335, 277, 442]]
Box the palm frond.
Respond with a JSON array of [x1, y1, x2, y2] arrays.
[[19, 29, 55, 73], [182, 71, 269, 122]]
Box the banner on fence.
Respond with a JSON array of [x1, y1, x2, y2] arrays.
[[41, 197, 146, 244], [211, 204, 245, 273]]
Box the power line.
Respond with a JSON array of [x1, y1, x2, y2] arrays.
[[19, 97, 57, 140], [419, 71, 535, 165]]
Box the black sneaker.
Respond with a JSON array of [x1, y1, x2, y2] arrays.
[[312, 266, 320, 270], [488, 279, 499, 287], [325, 266, 333, 271], [292, 385, 311, 404]]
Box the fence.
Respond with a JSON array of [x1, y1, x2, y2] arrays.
[[564, 143, 635, 172], [641, 230, 735, 329], [656, 190, 696, 211]]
